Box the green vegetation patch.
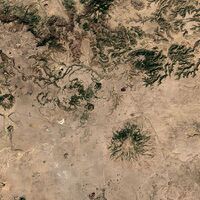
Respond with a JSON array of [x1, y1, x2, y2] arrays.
[[0, 93, 15, 110], [147, 0, 200, 36], [130, 48, 170, 86], [91, 25, 143, 67], [108, 123, 151, 161], [0, 1, 67, 49], [81, 0, 114, 14], [0, 1, 41, 32], [78, 0, 115, 24], [63, 0, 75, 11], [68, 78, 101, 110], [168, 44, 199, 79]]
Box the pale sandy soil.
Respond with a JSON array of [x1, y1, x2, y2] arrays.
[[0, 0, 200, 200]]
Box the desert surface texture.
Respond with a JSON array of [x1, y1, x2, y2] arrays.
[[0, 0, 200, 199]]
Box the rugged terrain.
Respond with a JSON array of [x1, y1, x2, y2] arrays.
[[0, 0, 200, 199]]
